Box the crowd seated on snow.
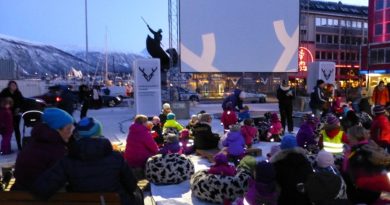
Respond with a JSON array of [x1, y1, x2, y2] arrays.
[[1, 82, 390, 205]]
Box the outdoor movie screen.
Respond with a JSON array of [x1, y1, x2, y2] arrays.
[[179, 0, 299, 73]]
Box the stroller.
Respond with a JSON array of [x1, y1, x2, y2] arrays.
[[21, 110, 43, 147]]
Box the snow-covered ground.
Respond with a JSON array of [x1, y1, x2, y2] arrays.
[[0, 102, 289, 204]]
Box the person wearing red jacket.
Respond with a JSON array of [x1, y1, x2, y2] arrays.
[[241, 118, 258, 147], [221, 102, 238, 130], [0, 97, 14, 155], [370, 105, 390, 151], [372, 81, 389, 106]]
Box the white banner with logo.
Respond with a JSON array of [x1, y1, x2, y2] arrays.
[[133, 59, 161, 117], [307, 61, 336, 93]]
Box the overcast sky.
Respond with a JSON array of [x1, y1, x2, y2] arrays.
[[0, 0, 368, 54]]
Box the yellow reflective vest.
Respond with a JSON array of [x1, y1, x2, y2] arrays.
[[321, 130, 344, 154]]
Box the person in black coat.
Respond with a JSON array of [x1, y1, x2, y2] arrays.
[[78, 85, 91, 119], [31, 117, 141, 205], [57, 86, 76, 116], [222, 89, 244, 111], [277, 80, 294, 133], [309, 80, 327, 118], [192, 113, 220, 150], [0, 81, 24, 150]]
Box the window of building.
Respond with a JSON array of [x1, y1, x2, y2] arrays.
[[371, 50, 378, 64], [378, 49, 385, 63], [351, 53, 356, 61], [387, 0, 390, 8], [375, 24, 383, 35], [315, 17, 321, 26], [341, 52, 345, 60], [315, 51, 320, 59], [376, 0, 384, 10], [386, 49, 390, 63], [341, 36, 345, 44], [321, 51, 326, 59], [321, 34, 327, 44], [386, 23, 390, 34], [316, 34, 321, 43], [333, 19, 339, 26], [321, 18, 327, 26], [364, 22, 368, 29], [333, 52, 338, 60], [340, 20, 346, 26], [357, 37, 362, 45], [352, 21, 357, 28], [327, 35, 333, 44], [346, 53, 351, 61], [334, 35, 339, 44], [327, 52, 332, 60], [351, 37, 357, 45], [346, 20, 352, 27], [345, 36, 351, 44], [364, 38, 368, 44], [357, 21, 362, 28], [357, 53, 360, 61], [328, 18, 333, 26]]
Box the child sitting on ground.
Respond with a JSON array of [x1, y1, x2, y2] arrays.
[[159, 133, 181, 154], [180, 129, 194, 155], [238, 105, 251, 122], [267, 113, 283, 142], [315, 150, 341, 175], [152, 116, 163, 145], [147, 121, 163, 147], [241, 118, 258, 148], [186, 115, 198, 131], [296, 115, 319, 150], [222, 123, 245, 165], [319, 114, 348, 154], [221, 102, 238, 130], [163, 113, 184, 133], [208, 153, 237, 176]]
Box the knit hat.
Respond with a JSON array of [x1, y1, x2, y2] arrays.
[[181, 129, 190, 138], [238, 155, 257, 171], [373, 105, 386, 115], [256, 161, 276, 184], [167, 113, 175, 120], [306, 114, 319, 125], [162, 103, 171, 110], [280, 134, 297, 150], [316, 150, 335, 168], [267, 145, 281, 158], [42, 108, 74, 130], [270, 113, 279, 123], [305, 172, 342, 204], [76, 117, 103, 138], [165, 133, 179, 143], [214, 153, 228, 165], [326, 114, 339, 125], [229, 123, 241, 132]]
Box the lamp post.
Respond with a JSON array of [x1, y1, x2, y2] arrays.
[[85, 0, 89, 63]]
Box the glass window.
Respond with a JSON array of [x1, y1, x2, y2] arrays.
[[364, 22, 368, 29], [375, 24, 383, 35], [328, 18, 333, 26], [321, 35, 327, 43], [378, 49, 385, 63], [351, 53, 356, 61], [346, 20, 352, 27], [364, 38, 368, 44], [321, 51, 326, 59], [340, 20, 346, 26], [376, 0, 384, 10], [357, 22, 362, 28], [386, 23, 390, 33], [321, 18, 327, 26], [346, 53, 351, 61], [386, 49, 390, 63], [334, 35, 339, 44], [327, 52, 332, 60], [333, 19, 339, 26], [345, 36, 351, 44], [316, 34, 321, 42], [315, 17, 321, 26], [341, 52, 345, 60], [341, 36, 345, 44], [387, 0, 390, 8], [327, 35, 333, 44], [357, 37, 362, 45], [352, 21, 357, 28], [333, 52, 338, 60], [315, 51, 320, 59], [371, 50, 378, 64]]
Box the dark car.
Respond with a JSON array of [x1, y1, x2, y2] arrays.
[[34, 85, 76, 107], [21, 98, 47, 113], [101, 95, 122, 107]]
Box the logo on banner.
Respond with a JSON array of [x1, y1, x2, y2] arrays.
[[321, 68, 334, 80], [138, 67, 158, 82]]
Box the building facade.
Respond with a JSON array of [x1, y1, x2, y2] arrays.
[[185, 0, 368, 99], [361, 0, 390, 91]]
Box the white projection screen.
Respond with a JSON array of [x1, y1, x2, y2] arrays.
[[179, 0, 299, 73]]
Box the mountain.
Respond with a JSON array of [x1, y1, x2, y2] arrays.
[[0, 35, 145, 77]]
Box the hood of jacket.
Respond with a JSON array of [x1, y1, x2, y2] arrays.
[[129, 122, 148, 136], [226, 131, 244, 143], [280, 85, 291, 91], [31, 123, 65, 145], [68, 138, 113, 161], [270, 147, 307, 163]]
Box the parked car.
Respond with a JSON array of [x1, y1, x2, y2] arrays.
[[224, 90, 267, 103], [161, 87, 201, 102], [21, 98, 47, 113], [101, 95, 122, 107]]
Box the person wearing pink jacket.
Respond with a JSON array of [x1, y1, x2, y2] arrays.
[[124, 115, 159, 170]]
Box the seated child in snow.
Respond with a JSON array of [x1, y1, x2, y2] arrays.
[[296, 114, 319, 150], [147, 121, 163, 147], [180, 129, 194, 155], [208, 153, 237, 176], [186, 115, 198, 131], [152, 116, 163, 145], [221, 102, 238, 130], [266, 145, 281, 160], [238, 105, 251, 122], [267, 113, 283, 142], [222, 123, 245, 164], [163, 113, 184, 133], [315, 150, 341, 176], [241, 118, 258, 148], [159, 133, 181, 154]]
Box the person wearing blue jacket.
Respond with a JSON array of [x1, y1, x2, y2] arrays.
[[222, 89, 244, 111]]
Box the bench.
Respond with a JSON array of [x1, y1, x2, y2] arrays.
[[0, 191, 121, 205]]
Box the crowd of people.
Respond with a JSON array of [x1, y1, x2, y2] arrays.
[[0, 80, 390, 205]]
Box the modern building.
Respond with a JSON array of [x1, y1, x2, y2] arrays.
[[185, 0, 368, 99], [361, 0, 390, 91]]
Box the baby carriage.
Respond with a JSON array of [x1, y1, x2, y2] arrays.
[[21, 110, 43, 147]]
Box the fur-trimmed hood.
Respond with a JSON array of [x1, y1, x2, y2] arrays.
[[270, 147, 307, 163], [280, 85, 291, 91]]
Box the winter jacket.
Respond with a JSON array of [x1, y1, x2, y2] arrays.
[[152, 124, 163, 146], [277, 85, 294, 108], [31, 138, 139, 205], [238, 110, 250, 122], [222, 89, 244, 111], [12, 123, 68, 190], [159, 140, 181, 154], [372, 87, 389, 106], [309, 86, 327, 109], [0, 88, 24, 114], [221, 110, 238, 130], [296, 122, 317, 148], [270, 147, 313, 205], [0, 107, 13, 135], [269, 121, 283, 135], [222, 131, 245, 156], [180, 138, 194, 155], [208, 164, 237, 176], [241, 125, 258, 146], [124, 123, 159, 168], [244, 179, 278, 205], [192, 122, 220, 150], [370, 114, 390, 147], [319, 126, 348, 151], [159, 112, 168, 126], [163, 119, 183, 132]]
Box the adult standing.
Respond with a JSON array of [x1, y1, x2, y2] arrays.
[[309, 80, 327, 118], [370, 105, 390, 151], [372, 81, 389, 106], [277, 80, 294, 134], [0, 81, 24, 150], [159, 103, 172, 126], [78, 85, 91, 119], [222, 89, 245, 111]]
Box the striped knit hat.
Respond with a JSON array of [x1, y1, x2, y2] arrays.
[[373, 105, 386, 115], [76, 117, 103, 138]]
